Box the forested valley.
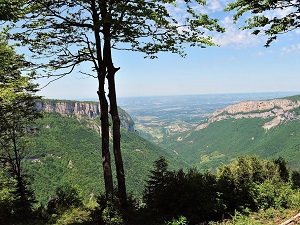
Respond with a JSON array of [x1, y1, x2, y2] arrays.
[[2, 98, 300, 225]]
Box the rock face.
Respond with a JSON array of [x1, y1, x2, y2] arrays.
[[196, 98, 300, 131], [35, 100, 135, 132], [212, 99, 300, 116], [35, 101, 100, 119]]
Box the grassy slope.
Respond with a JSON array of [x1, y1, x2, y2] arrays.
[[164, 118, 300, 171], [25, 113, 185, 204]]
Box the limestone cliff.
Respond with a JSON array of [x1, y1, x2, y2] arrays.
[[35, 100, 135, 132], [196, 97, 300, 131]]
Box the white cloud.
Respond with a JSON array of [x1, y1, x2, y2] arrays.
[[207, 0, 229, 12], [190, 0, 229, 14], [281, 43, 300, 54], [264, 6, 294, 19], [167, 0, 229, 20], [166, 0, 189, 22], [213, 17, 261, 47]]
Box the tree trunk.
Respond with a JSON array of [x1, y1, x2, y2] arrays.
[[100, 1, 127, 203], [97, 86, 114, 196], [92, 0, 114, 196], [107, 71, 127, 204], [92, 1, 113, 196]]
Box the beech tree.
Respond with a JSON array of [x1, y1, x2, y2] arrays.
[[0, 33, 41, 219], [226, 0, 300, 47], [4, 0, 224, 204]]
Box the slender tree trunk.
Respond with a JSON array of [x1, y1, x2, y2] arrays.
[[92, 0, 113, 196], [97, 84, 114, 196], [107, 71, 127, 204], [100, 0, 127, 202]]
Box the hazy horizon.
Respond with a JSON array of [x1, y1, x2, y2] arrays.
[[39, 91, 300, 102]]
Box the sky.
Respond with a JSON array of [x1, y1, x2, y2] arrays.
[[34, 0, 300, 100]]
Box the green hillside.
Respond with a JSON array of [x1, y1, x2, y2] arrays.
[[25, 113, 185, 204], [164, 116, 300, 171], [280, 94, 300, 101]]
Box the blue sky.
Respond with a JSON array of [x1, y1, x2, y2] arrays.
[[36, 0, 300, 99]]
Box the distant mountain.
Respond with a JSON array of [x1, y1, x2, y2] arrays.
[[163, 95, 300, 171], [26, 100, 185, 204]]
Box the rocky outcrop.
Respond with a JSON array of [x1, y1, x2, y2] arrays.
[[119, 110, 135, 132], [35, 101, 100, 119], [35, 100, 135, 132], [196, 97, 300, 131], [212, 99, 300, 116]]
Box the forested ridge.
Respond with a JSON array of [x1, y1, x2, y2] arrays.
[[163, 95, 300, 172], [24, 112, 185, 204]]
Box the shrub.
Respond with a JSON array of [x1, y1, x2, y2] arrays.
[[54, 208, 92, 225], [165, 216, 188, 225], [216, 155, 282, 212], [252, 179, 292, 210], [92, 191, 139, 225], [47, 184, 83, 214]]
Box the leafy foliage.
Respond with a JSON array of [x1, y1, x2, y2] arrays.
[[225, 0, 300, 47], [0, 0, 28, 21], [92, 187, 151, 225], [8, 0, 225, 66], [165, 216, 188, 225], [48, 184, 83, 213], [53, 207, 93, 225], [225, 208, 298, 225], [142, 155, 300, 225], [217, 156, 298, 212], [0, 32, 41, 222]]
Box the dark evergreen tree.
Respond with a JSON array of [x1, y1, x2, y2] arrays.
[[143, 156, 169, 214], [183, 169, 223, 222], [274, 157, 290, 183], [291, 171, 300, 189], [143, 158, 223, 224]]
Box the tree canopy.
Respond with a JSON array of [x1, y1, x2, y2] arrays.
[[226, 0, 300, 47], [6, 0, 225, 78]]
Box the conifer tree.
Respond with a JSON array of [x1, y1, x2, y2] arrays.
[[143, 157, 169, 212]]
